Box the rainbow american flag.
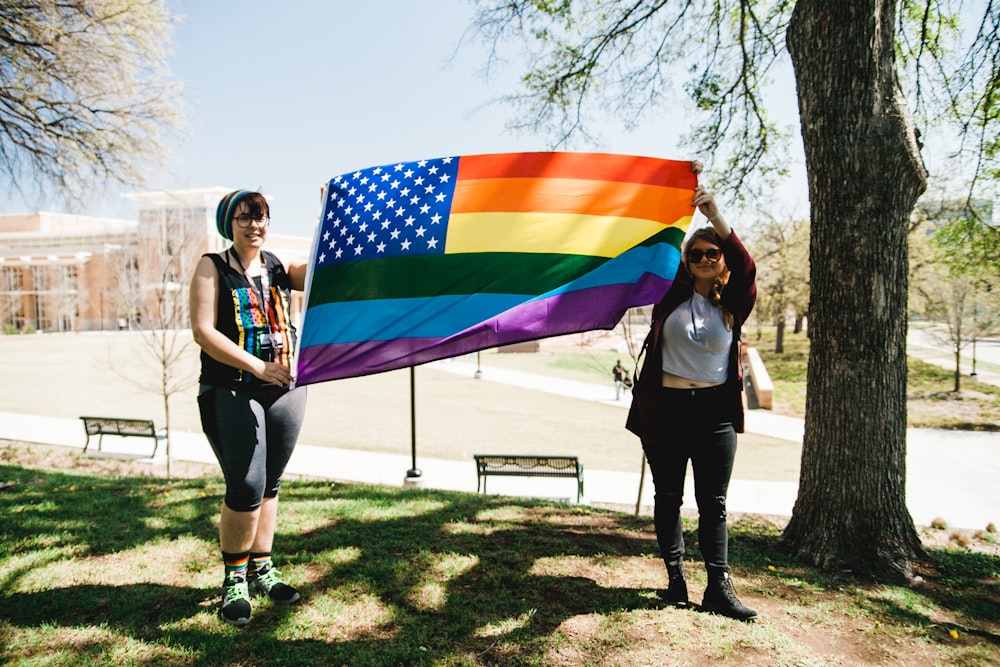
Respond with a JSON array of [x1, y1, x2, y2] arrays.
[[296, 151, 696, 384]]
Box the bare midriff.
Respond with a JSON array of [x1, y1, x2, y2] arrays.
[[661, 371, 724, 389]]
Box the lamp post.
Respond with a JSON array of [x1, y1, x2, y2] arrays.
[[971, 279, 980, 377], [974, 207, 1000, 376], [404, 366, 423, 486], [966, 202, 999, 378]]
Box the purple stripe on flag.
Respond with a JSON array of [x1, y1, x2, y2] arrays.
[[296, 272, 672, 384]]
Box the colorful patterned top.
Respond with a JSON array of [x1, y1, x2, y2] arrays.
[[198, 249, 297, 388]]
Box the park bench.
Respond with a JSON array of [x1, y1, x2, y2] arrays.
[[474, 454, 584, 503], [80, 416, 165, 458]]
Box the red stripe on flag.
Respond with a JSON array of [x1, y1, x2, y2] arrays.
[[456, 152, 698, 187]]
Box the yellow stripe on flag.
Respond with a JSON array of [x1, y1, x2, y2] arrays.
[[445, 212, 693, 256]]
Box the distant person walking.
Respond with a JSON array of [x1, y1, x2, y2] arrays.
[[612, 359, 626, 400], [190, 190, 308, 626], [626, 183, 759, 621]]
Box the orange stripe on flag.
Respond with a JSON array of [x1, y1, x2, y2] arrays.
[[451, 177, 693, 222]]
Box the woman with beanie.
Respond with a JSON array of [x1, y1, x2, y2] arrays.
[[190, 190, 308, 626], [626, 184, 758, 621]]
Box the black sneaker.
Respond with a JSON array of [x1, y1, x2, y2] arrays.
[[220, 575, 251, 626], [702, 571, 757, 621], [248, 564, 301, 605]]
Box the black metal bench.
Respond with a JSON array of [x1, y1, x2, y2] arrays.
[[80, 416, 166, 458], [474, 454, 584, 503]]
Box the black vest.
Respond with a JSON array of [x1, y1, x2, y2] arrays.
[[198, 250, 297, 388]]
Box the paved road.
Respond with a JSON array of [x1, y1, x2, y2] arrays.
[[907, 327, 1000, 386], [3, 345, 998, 530]]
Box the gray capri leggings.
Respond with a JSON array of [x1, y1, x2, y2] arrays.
[[198, 384, 308, 512]]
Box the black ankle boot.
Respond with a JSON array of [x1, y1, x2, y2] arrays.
[[664, 560, 689, 607], [702, 568, 757, 621]]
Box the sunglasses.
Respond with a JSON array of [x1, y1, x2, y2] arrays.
[[686, 248, 722, 264]]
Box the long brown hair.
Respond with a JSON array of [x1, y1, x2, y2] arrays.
[[677, 227, 734, 329]]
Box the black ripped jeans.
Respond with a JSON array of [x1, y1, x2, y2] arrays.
[[641, 385, 737, 570]]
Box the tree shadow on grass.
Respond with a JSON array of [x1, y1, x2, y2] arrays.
[[0, 465, 221, 557], [277, 485, 672, 660], [4, 583, 208, 628], [3, 467, 999, 665], [1, 471, 674, 665], [907, 548, 1000, 644]]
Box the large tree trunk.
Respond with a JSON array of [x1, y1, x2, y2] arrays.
[[782, 0, 927, 577]]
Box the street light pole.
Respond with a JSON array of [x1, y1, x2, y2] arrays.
[[405, 366, 423, 485]]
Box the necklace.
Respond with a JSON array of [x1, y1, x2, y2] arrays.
[[228, 247, 261, 275], [689, 294, 700, 341], [228, 247, 270, 315]]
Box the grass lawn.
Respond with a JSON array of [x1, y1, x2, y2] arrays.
[[1, 329, 998, 665], [1, 449, 997, 667], [748, 326, 1000, 430]]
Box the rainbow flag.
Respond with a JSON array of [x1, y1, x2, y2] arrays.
[[296, 151, 696, 384]]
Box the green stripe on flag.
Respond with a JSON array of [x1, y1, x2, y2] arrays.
[[307, 252, 605, 305], [305, 226, 684, 306]]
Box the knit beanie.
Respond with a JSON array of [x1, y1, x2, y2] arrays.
[[215, 190, 254, 241]]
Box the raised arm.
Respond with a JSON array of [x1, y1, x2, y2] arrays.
[[692, 185, 731, 240]]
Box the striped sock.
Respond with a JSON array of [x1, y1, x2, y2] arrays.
[[249, 552, 273, 575], [222, 551, 250, 582], [247, 550, 299, 604]]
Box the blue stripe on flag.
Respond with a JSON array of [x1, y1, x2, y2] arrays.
[[298, 241, 679, 347]]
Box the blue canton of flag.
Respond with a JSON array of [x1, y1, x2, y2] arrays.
[[315, 156, 460, 269]]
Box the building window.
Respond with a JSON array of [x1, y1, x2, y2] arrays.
[[1, 267, 25, 332]]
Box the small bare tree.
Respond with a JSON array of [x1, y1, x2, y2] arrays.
[[748, 217, 810, 353], [111, 209, 201, 478], [911, 198, 1000, 391], [616, 306, 648, 380], [0, 267, 22, 333], [0, 0, 183, 205]]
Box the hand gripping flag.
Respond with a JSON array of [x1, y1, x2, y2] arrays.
[[296, 151, 697, 384]]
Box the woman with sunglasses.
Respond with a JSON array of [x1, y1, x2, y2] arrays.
[[626, 184, 758, 621], [190, 190, 308, 626]]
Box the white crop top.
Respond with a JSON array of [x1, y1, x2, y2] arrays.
[[660, 293, 731, 383]]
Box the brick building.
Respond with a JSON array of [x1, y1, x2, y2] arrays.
[[0, 188, 310, 333]]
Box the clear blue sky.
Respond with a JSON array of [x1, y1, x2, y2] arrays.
[[3, 0, 809, 239]]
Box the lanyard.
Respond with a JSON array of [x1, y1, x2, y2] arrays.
[[689, 295, 700, 341]]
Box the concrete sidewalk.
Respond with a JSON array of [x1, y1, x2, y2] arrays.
[[432, 360, 999, 530], [0, 409, 802, 521], [3, 358, 997, 530]]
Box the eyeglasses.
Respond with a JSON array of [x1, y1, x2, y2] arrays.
[[234, 214, 269, 228], [686, 247, 722, 264]]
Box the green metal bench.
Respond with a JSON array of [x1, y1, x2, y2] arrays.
[[474, 454, 584, 503], [80, 416, 165, 458]]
